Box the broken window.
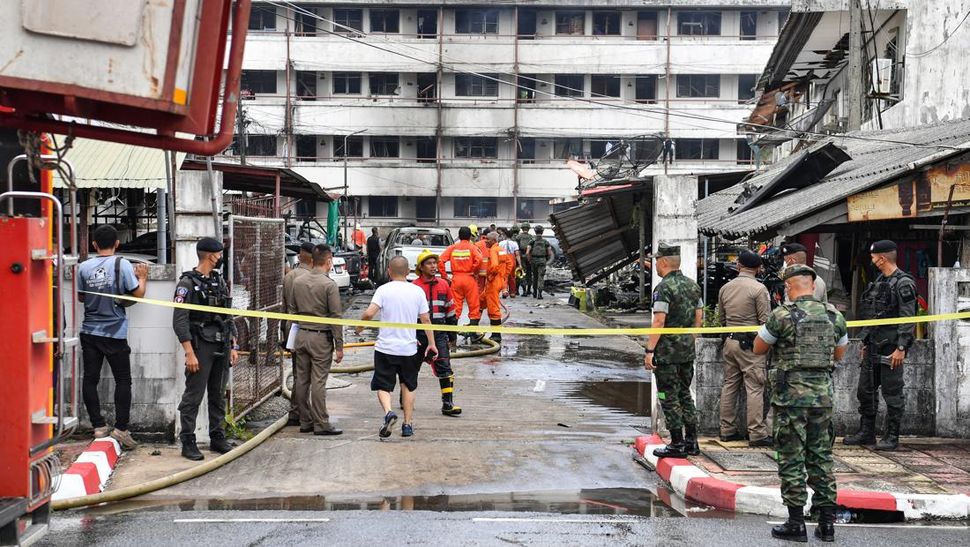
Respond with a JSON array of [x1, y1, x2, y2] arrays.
[[677, 11, 721, 36], [591, 75, 621, 98], [248, 4, 276, 31], [736, 139, 753, 165], [333, 72, 362, 95], [370, 9, 399, 33], [333, 9, 363, 33], [296, 71, 317, 100], [454, 197, 498, 218], [417, 73, 437, 103], [368, 73, 399, 95], [295, 135, 317, 162], [334, 136, 363, 158], [593, 11, 621, 36], [455, 74, 499, 97], [556, 11, 585, 35], [456, 9, 499, 34], [240, 70, 276, 96], [676, 74, 720, 98], [740, 11, 758, 40], [555, 74, 585, 97], [370, 137, 399, 158], [675, 138, 718, 160], [737, 74, 758, 103], [635, 75, 657, 103], [455, 137, 498, 159], [369, 196, 398, 217]]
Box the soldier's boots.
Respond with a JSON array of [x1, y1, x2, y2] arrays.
[[180, 434, 204, 461], [683, 425, 701, 456], [489, 318, 502, 342], [209, 431, 234, 454], [771, 506, 808, 543], [875, 420, 900, 451], [440, 375, 462, 416], [814, 506, 836, 542], [653, 428, 688, 459], [842, 416, 877, 446]]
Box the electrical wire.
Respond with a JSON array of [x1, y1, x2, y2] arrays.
[[907, 10, 970, 57]]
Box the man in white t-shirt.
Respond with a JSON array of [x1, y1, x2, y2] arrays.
[[357, 256, 437, 438]]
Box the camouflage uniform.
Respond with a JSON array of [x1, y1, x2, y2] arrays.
[[528, 231, 551, 299], [515, 225, 534, 296], [652, 270, 704, 431], [758, 279, 848, 509]]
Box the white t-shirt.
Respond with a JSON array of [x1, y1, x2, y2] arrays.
[[499, 239, 519, 255], [370, 280, 429, 356]]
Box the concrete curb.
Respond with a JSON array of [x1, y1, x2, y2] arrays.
[[634, 434, 970, 520], [52, 437, 122, 501]]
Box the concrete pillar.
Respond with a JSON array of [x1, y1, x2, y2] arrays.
[[928, 266, 970, 438], [174, 170, 223, 443]]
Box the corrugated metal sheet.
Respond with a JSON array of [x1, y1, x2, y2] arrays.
[[698, 119, 970, 239], [52, 138, 184, 189]]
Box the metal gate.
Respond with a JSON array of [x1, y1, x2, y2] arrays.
[[227, 215, 285, 419]]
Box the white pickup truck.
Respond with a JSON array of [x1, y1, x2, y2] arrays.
[[376, 227, 454, 283]]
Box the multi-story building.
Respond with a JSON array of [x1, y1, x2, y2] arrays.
[[225, 1, 791, 229]]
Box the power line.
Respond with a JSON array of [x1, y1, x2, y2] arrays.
[[907, 10, 970, 57]]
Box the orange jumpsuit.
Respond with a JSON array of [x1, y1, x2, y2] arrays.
[[483, 243, 508, 321], [475, 239, 489, 297], [439, 240, 483, 321]]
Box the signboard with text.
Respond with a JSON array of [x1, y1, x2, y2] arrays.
[[847, 161, 970, 222]]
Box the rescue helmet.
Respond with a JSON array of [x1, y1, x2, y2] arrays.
[[519, 221, 531, 232], [415, 248, 439, 274]]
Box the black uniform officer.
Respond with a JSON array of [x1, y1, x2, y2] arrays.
[[843, 239, 916, 451], [173, 237, 238, 461]]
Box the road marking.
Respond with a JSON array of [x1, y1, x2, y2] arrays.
[[766, 521, 969, 530], [174, 518, 331, 524], [473, 517, 642, 524]]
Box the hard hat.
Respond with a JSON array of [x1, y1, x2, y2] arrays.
[[469, 224, 479, 238], [415, 249, 439, 274]]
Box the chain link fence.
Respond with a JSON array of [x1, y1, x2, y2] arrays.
[[228, 215, 285, 420]]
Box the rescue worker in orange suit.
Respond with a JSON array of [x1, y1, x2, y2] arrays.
[[475, 228, 490, 316], [484, 232, 508, 342], [412, 251, 462, 416], [439, 226, 483, 332]]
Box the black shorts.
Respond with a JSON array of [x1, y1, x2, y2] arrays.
[[371, 350, 420, 392]]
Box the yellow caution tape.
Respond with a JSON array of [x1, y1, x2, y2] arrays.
[[92, 292, 970, 337]]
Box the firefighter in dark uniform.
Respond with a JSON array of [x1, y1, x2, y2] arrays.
[[173, 237, 239, 461], [413, 250, 462, 416], [843, 240, 917, 451]]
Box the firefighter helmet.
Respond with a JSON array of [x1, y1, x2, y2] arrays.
[[415, 249, 439, 274], [469, 224, 479, 238]]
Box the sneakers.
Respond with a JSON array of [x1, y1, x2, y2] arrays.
[[402, 423, 414, 437], [93, 425, 112, 439], [379, 412, 398, 438], [110, 428, 138, 450]]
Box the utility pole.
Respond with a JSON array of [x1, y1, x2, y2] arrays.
[[847, 0, 864, 131], [236, 103, 248, 166], [343, 129, 367, 249]]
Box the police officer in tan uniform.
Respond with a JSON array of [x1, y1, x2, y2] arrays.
[[717, 250, 772, 447]]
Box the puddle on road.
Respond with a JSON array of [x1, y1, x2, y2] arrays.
[[82, 488, 688, 518], [567, 381, 652, 417]]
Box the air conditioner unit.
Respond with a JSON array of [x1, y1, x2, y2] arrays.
[[871, 58, 893, 95]]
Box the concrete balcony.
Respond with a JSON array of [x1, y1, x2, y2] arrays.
[[517, 38, 668, 74], [668, 38, 776, 75], [296, 99, 440, 135]]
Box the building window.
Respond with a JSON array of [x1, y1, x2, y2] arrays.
[[736, 139, 753, 165], [518, 199, 546, 220], [295, 9, 317, 35], [737, 74, 758, 103], [333, 72, 362, 94], [415, 197, 436, 222], [675, 138, 718, 160], [248, 4, 276, 31], [593, 11, 621, 36], [417, 73, 437, 102], [295, 135, 317, 162], [677, 11, 721, 36], [591, 75, 620, 98], [454, 197, 498, 218], [369, 196, 398, 217], [555, 74, 584, 97], [589, 139, 622, 158], [517, 74, 537, 102], [334, 136, 364, 158], [244, 135, 277, 157], [554, 138, 583, 159], [637, 12, 658, 40], [370, 137, 400, 158], [369, 73, 399, 95], [240, 70, 276, 96], [296, 71, 317, 100], [370, 9, 399, 33], [417, 9, 438, 38], [454, 137, 498, 159], [455, 9, 498, 34], [556, 11, 585, 35], [517, 137, 536, 162], [676, 74, 720, 98], [455, 74, 499, 97], [333, 8, 363, 33], [416, 137, 437, 163], [740, 11, 758, 40], [636, 75, 657, 103]]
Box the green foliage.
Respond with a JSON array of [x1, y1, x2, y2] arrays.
[[224, 415, 254, 441]]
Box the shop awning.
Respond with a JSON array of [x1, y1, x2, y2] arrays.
[[52, 138, 184, 189], [180, 160, 335, 201]]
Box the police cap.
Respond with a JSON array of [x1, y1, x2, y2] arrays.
[[197, 237, 224, 253], [738, 249, 762, 268], [781, 264, 817, 281], [650, 242, 680, 258], [780, 242, 807, 256], [299, 241, 315, 254], [870, 239, 897, 254]]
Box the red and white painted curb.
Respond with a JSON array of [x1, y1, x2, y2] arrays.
[[52, 437, 122, 501], [634, 434, 970, 520]]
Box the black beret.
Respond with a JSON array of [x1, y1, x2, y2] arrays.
[[780, 242, 807, 256], [197, 237, 224, 253], [738, 249, 762, 268], [870, 240, 897, 253], [299, 241, 316, 253]]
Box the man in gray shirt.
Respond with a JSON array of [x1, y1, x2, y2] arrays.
[[780, 243, 827, 303]]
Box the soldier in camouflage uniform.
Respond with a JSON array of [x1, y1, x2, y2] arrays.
[[515, 223, 534, 297], [843, 240, 916, 451], [754, 265, 848, 543], [644, 243, 704, 459], [527, 225, 553, 299]]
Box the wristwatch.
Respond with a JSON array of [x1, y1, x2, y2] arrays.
[[644, 348, 655, 354], [897, 345, 906, 352]]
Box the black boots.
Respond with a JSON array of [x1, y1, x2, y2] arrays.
[[684, 425, 701, 456], [464, 318, 484, 343], [843, 416, 876, 446], [653, 428, 688, 458], [875, 420, 900, 451], [209, 431, 234, 454], [489, 318, 502, 342], [814, 506, 836, 542], [439, 375, 462, 416], [180, 434, 204, 461], [771, 505, 807, 542]]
